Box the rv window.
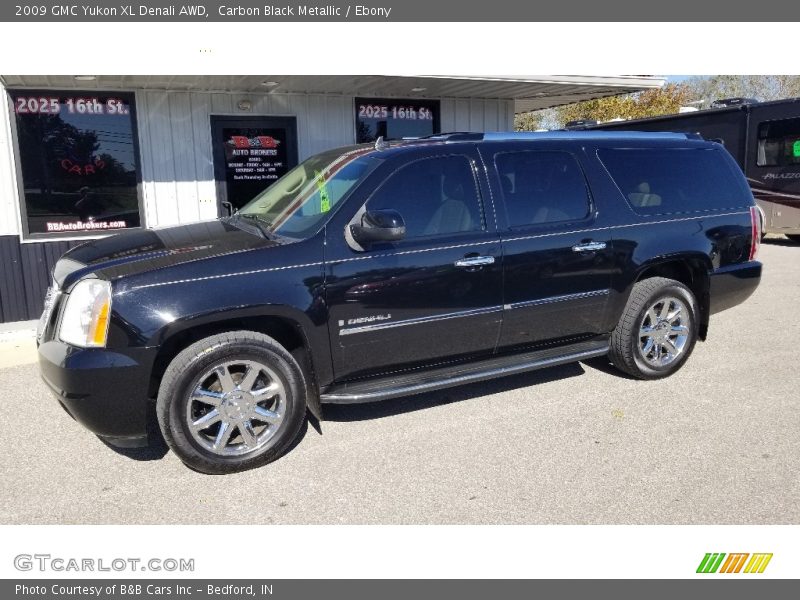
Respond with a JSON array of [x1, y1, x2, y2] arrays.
[[756, 117, 800, 167], [598, 148, 749, 216]]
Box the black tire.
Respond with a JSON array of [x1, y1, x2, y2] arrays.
[[156, 330, 307, 474], [786, 234, 800, 243], [609, 277, 699, 380]]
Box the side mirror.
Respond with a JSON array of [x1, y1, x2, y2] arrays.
[[350, 210, 406, 247], [221, 201, 235, 217]]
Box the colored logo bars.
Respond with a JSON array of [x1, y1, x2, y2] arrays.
[[696, 553, 773, 574]]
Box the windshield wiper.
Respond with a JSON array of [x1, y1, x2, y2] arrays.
[[227, 213, 272, 237]]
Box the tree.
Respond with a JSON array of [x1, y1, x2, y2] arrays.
[[514, 111, 546, 131], [684, 75, 800, 108], [554, 83, 691, 127]]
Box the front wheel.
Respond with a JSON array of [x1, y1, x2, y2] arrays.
[[609, 277, 699, 380], [156, 331, 307, 474]]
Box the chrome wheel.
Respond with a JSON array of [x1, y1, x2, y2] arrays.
[[638, 296, 691, 367], [185, 359, 285, 457]]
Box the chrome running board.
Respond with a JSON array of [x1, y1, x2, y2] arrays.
[[320, 339, 609, 404]]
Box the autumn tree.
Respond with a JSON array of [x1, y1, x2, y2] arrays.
[[684, 75, 800, 107], [554, 83, 692, 127]]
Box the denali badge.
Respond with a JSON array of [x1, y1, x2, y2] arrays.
[[343, 314, 392, 326]]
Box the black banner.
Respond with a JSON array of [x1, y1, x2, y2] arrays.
[[3, 1, 800, 22]]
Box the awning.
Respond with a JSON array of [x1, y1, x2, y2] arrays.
[[0, 74, 665, 114]]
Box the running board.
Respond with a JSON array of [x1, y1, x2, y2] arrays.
[[320, 339, 610, 404]]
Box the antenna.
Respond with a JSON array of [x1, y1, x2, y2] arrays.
[[374, 136, 389, 150]]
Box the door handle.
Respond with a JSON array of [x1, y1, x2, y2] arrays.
[[572, 241, 607, 252], [455, 256, 495, 268]]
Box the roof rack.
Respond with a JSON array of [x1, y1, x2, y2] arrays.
[[397, 130, 703, 146]]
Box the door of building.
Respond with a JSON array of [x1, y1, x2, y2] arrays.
[[210, 116, 299, 214]]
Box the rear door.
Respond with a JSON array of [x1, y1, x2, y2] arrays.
[[482, 142, 615, 351], [325, 147, 503, 382]]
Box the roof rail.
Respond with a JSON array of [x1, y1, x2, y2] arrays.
[[405, 130, 703, 145], [419, 132, 484, 142], [481, 131, 700, 141]]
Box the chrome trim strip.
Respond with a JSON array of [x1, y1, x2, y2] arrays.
[[339, 305, 503, 336], [504, 289, 610, 311], [132, 211, 751, 290], [501, 210, 750, 244], [321, 345, 610, 404], [330, 210, 749, 265], [131, 261, 324, 291]]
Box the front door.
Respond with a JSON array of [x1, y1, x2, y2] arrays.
[[210, 115, 299, 214], [325, 150, 503, 382]]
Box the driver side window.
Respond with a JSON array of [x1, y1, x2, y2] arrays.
[[366, 155, 485, 239]]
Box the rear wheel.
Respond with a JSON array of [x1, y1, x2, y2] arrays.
[[157, 331, 307, 474], [609, 277, 699, 379], [785, 234, 800, 243]]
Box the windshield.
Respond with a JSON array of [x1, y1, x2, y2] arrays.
[[237, 146, 380, 238]]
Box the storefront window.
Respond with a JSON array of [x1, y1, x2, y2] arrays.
[[355, 97, 440, 143], [9, 90, 142, 237]]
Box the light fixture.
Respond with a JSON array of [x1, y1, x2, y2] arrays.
[[410, 87, 427, 93], [260, 81, 280, 87], [237, 99, 252, 111], [74, 75, 97, 81]]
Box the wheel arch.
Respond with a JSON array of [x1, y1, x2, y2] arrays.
[[633, 254, 712, 340], [148, 309, 325, 420]]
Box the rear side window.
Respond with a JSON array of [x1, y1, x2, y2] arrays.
[[598, 147, 748, 216], [366, 155, 484, 239], [494, 151, 590, 227]]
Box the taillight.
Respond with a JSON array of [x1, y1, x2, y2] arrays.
[[749, 206, 761, 261]]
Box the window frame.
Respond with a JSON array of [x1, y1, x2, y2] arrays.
[[6, 88, 145, 242], [360, 152, 489, 245], [354, 97, 441, 143], [492, 149, 595, 232]]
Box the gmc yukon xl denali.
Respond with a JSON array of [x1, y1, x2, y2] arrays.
[[37, 132, 763, 473]]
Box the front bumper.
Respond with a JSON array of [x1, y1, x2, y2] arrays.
[[38, 340, 158, 445], [709, 260, 762, 315]]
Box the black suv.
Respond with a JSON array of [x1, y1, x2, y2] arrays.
[[37, 132, 763, 473]]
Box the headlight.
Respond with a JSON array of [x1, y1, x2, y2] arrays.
[[59, 278, 112, 348]]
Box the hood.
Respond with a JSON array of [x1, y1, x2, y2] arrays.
[[54, 219, 281, 289]]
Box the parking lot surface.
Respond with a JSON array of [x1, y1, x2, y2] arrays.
[[0, 240, 798, 525]]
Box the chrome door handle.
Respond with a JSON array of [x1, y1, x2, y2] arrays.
[[455, 256, 495, 267], [572, 241, 607, 252]]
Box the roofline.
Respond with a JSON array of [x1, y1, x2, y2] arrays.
[[432, 75, 666, 90]]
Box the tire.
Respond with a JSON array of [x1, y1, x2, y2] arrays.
[[609, 277, 699, 380], [156, 331, 307, 474], [785, 234, 800, 243]]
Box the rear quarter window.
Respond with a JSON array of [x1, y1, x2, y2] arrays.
[[598, 147, 750, 216]]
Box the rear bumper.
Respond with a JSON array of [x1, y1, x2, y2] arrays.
[[38, 340, 157, 445], [709, 260, 762, 315]]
